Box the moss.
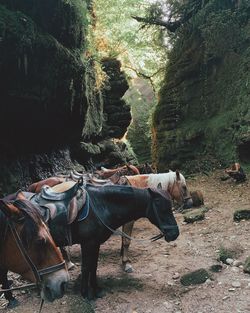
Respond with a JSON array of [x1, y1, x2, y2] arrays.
[[209, 264, 223, 273], [183, 208, 205, 223], [244, 256, 250, 274], [180, 269, 211, 286], [218, 246, 238, 263], [234, 209, 250, 222], [152, 0, 250, 172]]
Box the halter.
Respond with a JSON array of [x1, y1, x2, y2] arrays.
[[0, 211, 65, 304], [89, 190, 178, 242], [169, 179, 192, 211]]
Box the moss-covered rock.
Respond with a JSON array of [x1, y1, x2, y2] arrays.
[[180, 269, 211, 286], [0, 4, 87, 150], [183, 208, 206, 223], [217, 245, 242, 263], [234, 209, 250, 221], [0, 0, 87, 49], [243, 256, 250, 274], [152, 0, 250, 172]]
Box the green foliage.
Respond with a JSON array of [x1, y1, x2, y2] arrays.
[[152, 0, 250, 171], [125, 78, 155, 163], [94, 0, 167, 89]]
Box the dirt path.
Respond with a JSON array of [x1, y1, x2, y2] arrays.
[[1, 171, 250, 313]]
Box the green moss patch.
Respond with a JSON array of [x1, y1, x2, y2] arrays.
[[183, 208, 205, 223], [180, 269, 211, 286], [217, 246, 242, 263], [243, 256, 250, 274], [234, 209, 250, 222], [209, 264, 223, 273]]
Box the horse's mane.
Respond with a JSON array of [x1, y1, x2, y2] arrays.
[[147, 171, 186, 189], [5, 199, 44, 249]]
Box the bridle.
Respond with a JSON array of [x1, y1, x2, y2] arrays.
[[0, 210, 65, 311], [169, 179, 192, 212], [89, 189, 178, 242]]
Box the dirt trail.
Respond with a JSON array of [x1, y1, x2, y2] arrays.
[[1, 171, 250, 313]]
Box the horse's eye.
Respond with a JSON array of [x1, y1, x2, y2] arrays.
[[37, 237, 46, 246]]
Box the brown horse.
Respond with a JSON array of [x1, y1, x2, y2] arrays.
[[0, 199, 69, 307], [119, 170, 193, 272]]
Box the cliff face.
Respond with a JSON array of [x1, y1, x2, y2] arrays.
[[153, 0, 250, 173], [0, 1, 133, 195], [0, 1, 87, 149]]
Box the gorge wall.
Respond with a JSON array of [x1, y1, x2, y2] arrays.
[[152, 0, 250, 173], [0, 0, 133, 195]]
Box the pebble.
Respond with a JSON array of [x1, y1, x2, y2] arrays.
[[231, 266, 240, 273], [233, 260, 243, 267], [232, 281, 241, 288], [167, 281, 174, 286], [226, 258, 234, 265], [222, 296, 230, 300], [172, 272, 180, 280], [228, 288, 235, 292], [163, 301, 173, 309]]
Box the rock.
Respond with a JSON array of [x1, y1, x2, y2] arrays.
[[232, 260, 243, 267], [172, 272, 180, 280], [218, 246, 241, 264], [163, 301, 173, 309], [183, 208, 205, 223], [209, 264, 223, 273], [190, 190, 204, 207], [226, 258, 234, 265], [243, 256, 250, 274], [234, 209, 250, 222], [231, 281, 241, 288], [180, 269, 211, 286]]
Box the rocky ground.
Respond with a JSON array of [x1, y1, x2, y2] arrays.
[[1, 170, 250, 313]]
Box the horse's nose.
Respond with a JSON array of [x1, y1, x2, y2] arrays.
[[184, 198, 193, 209], [41, 270, 69, 302], [164, 226, 179, 242]]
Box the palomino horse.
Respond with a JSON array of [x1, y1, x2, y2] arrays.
[[12, 183, 179, 300], [94, 164, 140, 179], [119, 170, 193, 272], [0, 199, 69, 307]]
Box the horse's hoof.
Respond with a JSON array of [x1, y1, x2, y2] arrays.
[[124, 263, 133, 273], [67, 261, 76, 270], [7, 298, 19, 308]]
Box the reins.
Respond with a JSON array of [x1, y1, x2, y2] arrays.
[[88, 190, 175, 243], [0, 210, 65, 310]]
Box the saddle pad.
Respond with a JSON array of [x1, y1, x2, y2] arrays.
[[77, 192, 90, 222]]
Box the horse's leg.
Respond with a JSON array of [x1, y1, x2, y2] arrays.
[[0, 268, 18, 308], [89, 244, 104, 299], [60, 246, 75, 270], [121, 221, 134, 273], [80, 242, 102, 300]]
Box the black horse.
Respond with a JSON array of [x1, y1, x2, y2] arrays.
[[5, 183, 179, 300], [70, 184, 179, 299]]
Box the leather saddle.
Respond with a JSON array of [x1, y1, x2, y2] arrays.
[[23, 180, 87, 246]]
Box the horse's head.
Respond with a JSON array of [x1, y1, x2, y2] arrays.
[[168, 170, 193, 209], [147, 188, 179, 242], [0, 199, 69, 302]]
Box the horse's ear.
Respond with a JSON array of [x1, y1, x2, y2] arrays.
[[0, 199, 20, 218], [176, 170, 181, 181], [157, 182, 162, 189]]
